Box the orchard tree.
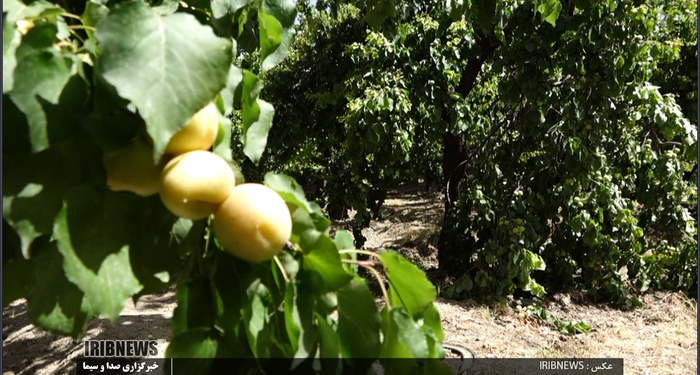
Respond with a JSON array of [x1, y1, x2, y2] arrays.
[[2, 0, 455, 372], [245, 0, 697, 305]]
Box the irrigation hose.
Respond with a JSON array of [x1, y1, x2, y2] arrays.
[[442, 342, 477, 375]]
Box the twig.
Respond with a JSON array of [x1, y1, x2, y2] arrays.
[[67, 25, 95, 31], [363, 264, 391, 310], [60, 13, 82, 20], [338, 248, 381, 259], [340, 257, 391, 310], [273, 255, 290, 283]]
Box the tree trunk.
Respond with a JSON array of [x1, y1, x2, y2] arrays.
[[437, 132, 468, 270], [437, 31, 496, 271]]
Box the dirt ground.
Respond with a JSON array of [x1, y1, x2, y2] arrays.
[[3, 183, 697, 375]]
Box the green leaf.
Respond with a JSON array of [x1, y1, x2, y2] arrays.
[[527, 251, 546, 271], [9, 26, 73, 153], [242, 98, 275, 164], [536, 0, 563, 27], [3, 133, 103, 259], [26, 240, 97, 339], [171, 277, 216, 337], [212, 115, 234, 162], [316, 314, 341, 365], [336, 280, 381, 359], [379, 250, 436, 319], [422, 303, 444, 343], [302, 236, 353, 292], [2, 256, 35, 307], [6, 68, 89, 155], [265, 172, 317, 213], [4, 0, 64, 23], [363, 0, 396, 30], [258, 0, 296, 71], [166, 328, 218, 359], [83, 110, 142, 154], [289, 207, 323, 253], [380, 308, 426, 365], [211, 0, 254, 19], [2, 94, 31, 154], [53, 185, 145, 323], [284, 282, 318, 358], [211, 253, 247, 333], [334, 230, 358, 274], [94, 0, 232, 162], [150, 0, 180, 16], [81, 2, 109, 41], [262, 0, 296, 26], [3, 15, 22, 93], [333, 230, 354, 251], [242, 279, 272, 357], [219, 64, 244, 115]]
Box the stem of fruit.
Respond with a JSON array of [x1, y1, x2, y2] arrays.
[[67, 25, 95, 31], [68, 29, 85, 43], [200, 216, 214, 276], [338, 249, 381, 259], [363, 264, 391, 310], [342, 259, 391, 310], [273, 255, 289, 283], [60, 13, 82, 20]]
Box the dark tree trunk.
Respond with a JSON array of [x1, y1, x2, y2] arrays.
[[437, 32, 497, 271], [440, 132, 468, 210], [437, 132, 469, 270]]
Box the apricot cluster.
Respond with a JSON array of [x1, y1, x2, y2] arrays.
[[102, 103, 291, 262]]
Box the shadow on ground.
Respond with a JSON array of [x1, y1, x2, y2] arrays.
[[2, 288, 176, 375]]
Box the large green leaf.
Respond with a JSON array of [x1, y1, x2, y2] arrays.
[[422, 303, 444, 343], [8, 24, 73, 153], [315, 314, 342, 375], [259, 0, 296, 71], [2, 257, 34, 307], [379, 250, 436, 319], [53, 185, 146, 323], [166, 329, 218, 375], [242, 95, 275, 164], [382, 308, 428, 358], [211, 0, 254, 19], [315, 313, 339, 358], [94, 0, 232, 162], [211, 252, 258, 334], [219, 64, 244, 115], [80, 2, 110, 41], [3, 15, 22, 93], [213, 114, 234, 162], [25, 240, 97, 339], [302, 236, 353, 293], [336, 280, 381, 359], [171, 277, 217, 337], [130, 202, 190, 301], [536, 0, 563, 27], [283, 282, 318, 358], [3, 133, 103, 259], [242, 279, 273, 358], [4, 0, 64, 26], [265, 172, 321, 214]]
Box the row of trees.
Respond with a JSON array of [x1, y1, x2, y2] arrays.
[[241, 0, 697, 307]]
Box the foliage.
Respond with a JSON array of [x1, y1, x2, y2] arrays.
[[239, 0, 697, 306], [2, 0, 450, 370], [516, 305, 591, 336]]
